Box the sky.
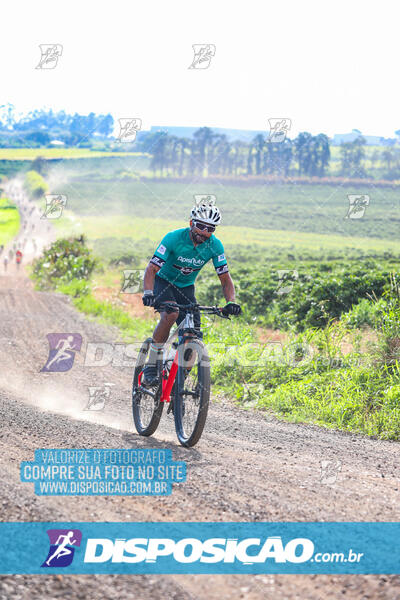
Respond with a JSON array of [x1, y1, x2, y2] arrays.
[[0, 0, 398, 138]]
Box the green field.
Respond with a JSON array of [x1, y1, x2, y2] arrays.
[[54, 213, 400, 255], [0, 199, 19, 246], [0, 148, 145, 160], [49, 176, 400, 241]]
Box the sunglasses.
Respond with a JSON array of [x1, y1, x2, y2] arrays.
[[193, 220, 215, 233]]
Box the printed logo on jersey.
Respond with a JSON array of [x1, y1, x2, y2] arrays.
[[173, 264, 201, 276], [216, 264, 229, 275], [150, 256, 165, 268], [177, 256, 205, 266], [157, 244, 166, 255], [217, 253, 225, 262]]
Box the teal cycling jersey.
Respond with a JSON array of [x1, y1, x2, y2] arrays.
[[150, 227, 228, 287]]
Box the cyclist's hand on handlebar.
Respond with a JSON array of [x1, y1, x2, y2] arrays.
[[142, 290, 155, 307], [222, 302, 242, 316]]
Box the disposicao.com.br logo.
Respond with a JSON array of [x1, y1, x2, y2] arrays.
[[84, 536, 319, 565], [0, 522, 391, 574], [40, 532, 364, 570]]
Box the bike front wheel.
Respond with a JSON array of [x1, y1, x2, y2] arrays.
[[132, 338, 164, 436], [174, 338, 210, 447]]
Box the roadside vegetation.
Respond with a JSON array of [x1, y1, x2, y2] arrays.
[[30, 233, 400, 440], [24, 170, 49, 199], [0, 196, 19, 245], [31, 236, 154, 341]]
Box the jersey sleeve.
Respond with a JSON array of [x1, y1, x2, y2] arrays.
[[212, 239, 229, 275], [149, 232, 174, 268]]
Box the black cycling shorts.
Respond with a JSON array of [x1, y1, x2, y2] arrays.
[[153, 274, 201, 333]]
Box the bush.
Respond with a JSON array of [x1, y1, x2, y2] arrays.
[[197, 258, 392, 332], [32, 236, 97, 290], [370, 275, 400, 369], [24, 170, 49, 199], [342, 298, 387, 329], [0, 196, 16, 209]]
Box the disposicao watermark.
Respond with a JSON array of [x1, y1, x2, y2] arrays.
[[188, 44, 216, 69]]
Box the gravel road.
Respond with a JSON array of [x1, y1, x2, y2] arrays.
[[0, 181, 399, 599]]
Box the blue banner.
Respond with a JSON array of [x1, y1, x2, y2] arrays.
[[0, 522, 399, 574]]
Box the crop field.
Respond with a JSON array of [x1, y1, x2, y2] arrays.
[[0, 198, 19, 246], [0, 148, 145, 160], [54, 213, 400, 256], [48, 172, 400, 240]]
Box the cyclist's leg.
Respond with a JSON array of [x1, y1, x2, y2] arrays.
[[152, 275, 180, 344], [143, 276, 179, 384], [173, 283, 201, 334]]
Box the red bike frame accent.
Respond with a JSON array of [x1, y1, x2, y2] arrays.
[[161, 358, 178, 402], [138, 350, 179, 403]]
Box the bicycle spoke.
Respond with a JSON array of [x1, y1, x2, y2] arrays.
[[180, 367, 202, 437], [174, 340, 210, 446], [136, 390, 159, 429], [132, 338, 164, 436]]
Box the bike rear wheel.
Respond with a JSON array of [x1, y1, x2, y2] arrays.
[[174, 338, 210, 447], [132, 338, 164, 436]]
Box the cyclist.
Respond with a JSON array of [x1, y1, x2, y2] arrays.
[[141, 201, 241, 386], [15, 249, 22, 269]]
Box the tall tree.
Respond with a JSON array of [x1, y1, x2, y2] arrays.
[[252, 134, 265, 175], [382, 149, 395, 172], [150, 132, 169, 176], [193, 127, 215, 175], [294, 132, 313, 175], [340, 136, 366, 177]]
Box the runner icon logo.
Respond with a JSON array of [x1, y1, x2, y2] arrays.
[[40, 333, 82, 372], [41, 529, 82, 568]]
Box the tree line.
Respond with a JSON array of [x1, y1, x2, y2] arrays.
[[143, 128, 400, 180], [2, 105, 400, 179], [144, 127, 331, 178], [0, 106, 113, 147]]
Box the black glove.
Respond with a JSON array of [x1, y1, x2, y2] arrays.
[[222, 302, 242, 316], [142, 291, 155, 307]]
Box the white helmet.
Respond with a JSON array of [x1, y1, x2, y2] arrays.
[[190, 197, 221, 225]]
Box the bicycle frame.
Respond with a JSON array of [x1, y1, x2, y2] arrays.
[[138, 311, 197, 403], [133, 301, 231, 446]]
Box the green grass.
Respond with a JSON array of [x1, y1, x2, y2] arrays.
[[56, 280, 154, 342], [204, 317, 400, 440], [256, 366, 400, 440], [0, 199, 20, 245]]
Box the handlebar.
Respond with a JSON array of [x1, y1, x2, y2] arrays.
[[155, 301, 231, 319]]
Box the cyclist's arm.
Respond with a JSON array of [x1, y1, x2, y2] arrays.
[[217, 271, 236, 303], [143, 261, 160, 290], [144, 234, 173, 290], [211, 241, 236, 302]]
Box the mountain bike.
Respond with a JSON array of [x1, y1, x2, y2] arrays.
[[132, 301, 230, 447]]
